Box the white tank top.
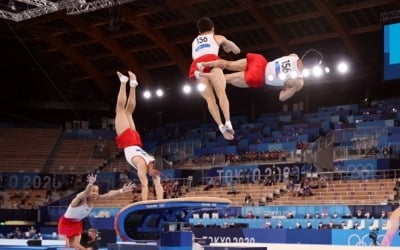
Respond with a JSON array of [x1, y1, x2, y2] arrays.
[[191, 33, 219, 60], [265, 55, 302, 86], [64, 203, 93, 220]]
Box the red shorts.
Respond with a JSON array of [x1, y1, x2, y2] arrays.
[[188, 54, 221, 79], [58, 215, 83, 238], [244, 53, 268, 88], [115, 128, 142, 149]]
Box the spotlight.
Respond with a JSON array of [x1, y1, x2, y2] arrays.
[[337, 62, 349, 74], [302, 68, 311, 78], [155, 89, 164, 97], [324, 67, 330, 74], [197, 83, 206, 92], [182, 84, 191, 94], [143, 90, 151, 99], [312, 65, 323, 77]]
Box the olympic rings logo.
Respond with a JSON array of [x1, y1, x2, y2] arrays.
[[347, 233, 385, 246], [346, 163, 374, 179]]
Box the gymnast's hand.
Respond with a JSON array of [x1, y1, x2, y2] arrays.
[[121, 182, 136, 193], [87, 173, 97, 185]]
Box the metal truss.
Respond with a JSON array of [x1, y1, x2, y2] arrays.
[[380, 10, 400, 22], [0, 4, 59, 22], [15, 0, 57, 7], [66, 0, 137, 15], [0, 0, 137, 22]]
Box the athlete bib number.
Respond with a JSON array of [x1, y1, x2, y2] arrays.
[[281, 59, 292, 73], [196, 36, 208, 44], [195, 36, 211, 52]]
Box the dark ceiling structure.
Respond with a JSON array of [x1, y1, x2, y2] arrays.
[[0, 0, 399, 125]]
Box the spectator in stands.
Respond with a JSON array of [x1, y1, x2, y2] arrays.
[[380, 210, 387, 219], [276, 221, 283, 229], [263, 220, 272, 229], [286, 211, 295, 219], [356, 209, 364, 218], [58, 173, 135, 250], [262, 176, 274, 186], [247, 211, 255, 219], [213, 176, 222, 188], [115, 71, 164, 201], [25, 226, 37, 239], [7, 227, 22, 239], [304, 212, 312, 219], [302, 179, 312, 196], [227, 181, 238, 195], [306, 221, 312, 229], [318, 176, 328, 188], [295, 221, 302, 229], [244, 192, 253, 205], [203, 177, 215, 191]]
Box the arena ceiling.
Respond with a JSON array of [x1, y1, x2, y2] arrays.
[[0, 0, 399, 124]]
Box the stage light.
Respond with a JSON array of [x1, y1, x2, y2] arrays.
[[337, 62, 349, 74], [324, 66, 330, 73], [302, 68, 311, 78], [143, 90, 151, 99], [182, 84, 192, 94], [155, 89, 164, 97], [197, 83, 206, 92], [312, 65, 323, 77]]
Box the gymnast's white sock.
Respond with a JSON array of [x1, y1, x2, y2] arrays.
[[117, 72, 128, 83], [225, 121, 234, 135], [128, 71, 138, 87], [218, 124, 226, 133]]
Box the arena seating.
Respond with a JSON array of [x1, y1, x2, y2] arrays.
[[0, 128, 62, 172], [271, 179, 397, 205], [48, 138, 118, 174]]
